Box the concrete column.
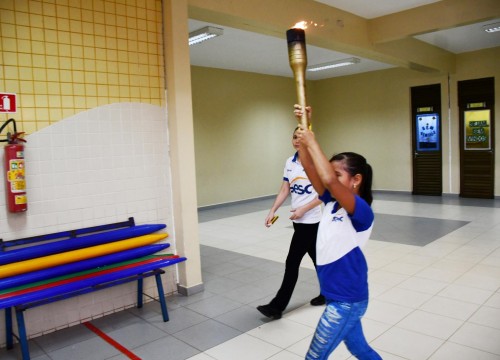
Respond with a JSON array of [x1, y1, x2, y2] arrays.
[[163, 0, 203, 295]]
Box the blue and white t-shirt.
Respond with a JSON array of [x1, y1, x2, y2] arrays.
[[316, 190, 374, 302], [283, 153, 321, 224]]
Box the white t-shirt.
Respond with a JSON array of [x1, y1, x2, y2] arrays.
[[283, 153, 322, 224]]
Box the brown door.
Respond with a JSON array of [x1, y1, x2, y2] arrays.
[[411, 84, 442, 196], [458, 77, 495, 198]]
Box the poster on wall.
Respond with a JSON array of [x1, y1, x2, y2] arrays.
[[416, 113, 440, 151], [464, 109, 491, 150]]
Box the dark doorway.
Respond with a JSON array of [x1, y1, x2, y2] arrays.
[[411, 84, 442, 196], [458, 77, 495, 199]]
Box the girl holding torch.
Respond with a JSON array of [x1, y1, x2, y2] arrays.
[[294, 105, 381, 360]]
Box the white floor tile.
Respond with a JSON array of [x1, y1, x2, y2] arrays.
[[286, 334, 312, 358], [372, 327, 444, 360], [286, 336, 354, 360], [361, 317, 392, 342], [266, 350, 304, 360], [366, 254, 396, 270], [438, 283, 493, 305], [396, 310, 463, 339], [379, 260, 428, 276], [415, 263, 469, 283], [376, 350, 409, 360], [485, 292, 500, 308], [419, 296, 480, 321], [204, 334, 281, 360], [283, 304, 324, 328], [449, 323, 500, 355], [397, 276, 449, 295], [327, 342, 354, 360], [454, 270, 500, 292], [369, 269, 410, 288], [368, 281, 393, 298], [415, 241, 462, 259], [365, 299, 414, 325], [429, 342, 500, 360], [445, 245, 494, 263], [469, 306, 500, 330], [398, 252, 438, 267], [246, 318, 313, 349], [375, 287, 433, 309]]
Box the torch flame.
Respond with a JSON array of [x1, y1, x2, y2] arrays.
[[292, 21, 308, 29], [292, 20, 322, 30]]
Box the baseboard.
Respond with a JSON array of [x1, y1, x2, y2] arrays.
[[177, 282, 205, 296]]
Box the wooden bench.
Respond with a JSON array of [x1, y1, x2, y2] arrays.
[[0, 218, 186, 360]]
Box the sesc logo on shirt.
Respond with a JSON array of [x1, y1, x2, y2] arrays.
[[290, 183, 313, 195]]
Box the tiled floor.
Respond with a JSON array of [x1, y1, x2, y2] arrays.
[[2, 192, 500, 360]]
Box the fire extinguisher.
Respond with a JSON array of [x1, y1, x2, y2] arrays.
[[1, 119, 27, 212]]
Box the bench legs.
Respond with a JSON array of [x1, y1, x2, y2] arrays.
[[15, 309, 30, 360], [4, 307, 30, 360], [136, 272, 169, 322], [155, 273, 169, 322], [5, 307, 13, 349], [137, 278, 144, 308]]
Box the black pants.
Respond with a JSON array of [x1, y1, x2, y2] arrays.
[[269, 222, 319, 311]]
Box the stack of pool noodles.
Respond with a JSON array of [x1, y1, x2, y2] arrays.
[[0, 224, 185, 304]]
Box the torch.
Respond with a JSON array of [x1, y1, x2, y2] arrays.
[[286, 25, 309, 129]]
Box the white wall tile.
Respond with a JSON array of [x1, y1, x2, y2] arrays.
[[0, 103, 178, 345]]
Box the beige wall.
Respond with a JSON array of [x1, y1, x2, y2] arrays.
[[191, 66, 303, 206], [192, 47, 500, 206], [312, 67, 448, 192]]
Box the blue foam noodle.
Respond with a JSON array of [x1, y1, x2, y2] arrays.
[[0, 224, 167, 265], [0, 257, 187, 309], [0, 243, 171, 291]]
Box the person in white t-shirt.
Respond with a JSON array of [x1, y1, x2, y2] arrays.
[[257, 127, 325, 320]]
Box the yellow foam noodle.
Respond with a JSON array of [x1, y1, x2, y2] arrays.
[[0, 233, 168, 279]]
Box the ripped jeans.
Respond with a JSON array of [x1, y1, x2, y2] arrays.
[[306, 300, 382, 360]]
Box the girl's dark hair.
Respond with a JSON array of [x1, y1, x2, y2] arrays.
[[329, 152, 373, 205]]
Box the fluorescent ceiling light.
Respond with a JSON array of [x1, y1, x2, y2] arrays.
[[189, 26, 223, 46], [483, 22, 500, 33], [307, 57, 361, 72]]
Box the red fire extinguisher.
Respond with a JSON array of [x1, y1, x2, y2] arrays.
[[1, 119, 27, 212]]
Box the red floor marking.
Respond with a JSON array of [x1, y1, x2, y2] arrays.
[[84, 321, 141, 360]]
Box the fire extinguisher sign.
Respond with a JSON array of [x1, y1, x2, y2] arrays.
[[0, 93, 17, 113]]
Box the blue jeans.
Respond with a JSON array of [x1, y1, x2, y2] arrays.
[[306, 300, 382, 360]]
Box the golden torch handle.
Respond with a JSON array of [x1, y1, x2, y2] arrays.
[[287, 28, 309, 129]]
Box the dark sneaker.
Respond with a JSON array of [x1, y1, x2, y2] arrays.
[[310, 294, 326, 306], [257, 304, 282, 319]]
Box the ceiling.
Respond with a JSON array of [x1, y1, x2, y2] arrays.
[[188, 0, 500, 80]]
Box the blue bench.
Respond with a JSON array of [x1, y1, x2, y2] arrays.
[[0, 218, 186, 360]]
